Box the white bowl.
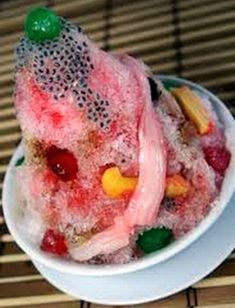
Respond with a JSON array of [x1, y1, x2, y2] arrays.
[[3, 76, 235, 277]]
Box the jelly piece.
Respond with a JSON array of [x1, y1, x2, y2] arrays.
[[162, 79, 182, 91], [101, 166, 138, 198], [171, 86, 213, 135], [204, 146, 231, 175], [47, 147, 78, 181], [40, 229, 68, 255], [25, 7, 62, 42], [137, 227, 173, 254], [15, 156, 25, 167], [165, 174, 190, 198]]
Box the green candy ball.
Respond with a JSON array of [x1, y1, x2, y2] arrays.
[[137, 227, 174, 254], [24, 7, 62, 42], [15, 156, 25, 167], [162, 80, 182, 92]]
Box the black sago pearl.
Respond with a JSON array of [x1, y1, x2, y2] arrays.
[[16, 19, 112, 129]]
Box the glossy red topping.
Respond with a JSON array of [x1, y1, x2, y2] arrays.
[[204, 146, 231, 175], [47, 147, 78, 181], [40, 229, 68, 256]]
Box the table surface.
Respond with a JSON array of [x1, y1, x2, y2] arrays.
[[0, 0, 235, 307]]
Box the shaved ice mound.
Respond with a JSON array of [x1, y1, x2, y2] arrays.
[[13, 8, 232, 264]]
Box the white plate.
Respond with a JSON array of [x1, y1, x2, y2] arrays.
[[34, 193, 235, 306]]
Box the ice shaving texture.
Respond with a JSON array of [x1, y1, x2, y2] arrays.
[[14, 16, 166, 262], [14, 10, 231, 263], [15, 21, 142, 157], [70, 92, 166, 261], [155, 86, 228, 237]]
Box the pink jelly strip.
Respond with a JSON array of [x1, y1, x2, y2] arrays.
[[69, 100, 166, 261]]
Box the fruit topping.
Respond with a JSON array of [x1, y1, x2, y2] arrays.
[[204, 146, 231, 174], [46, 147, 78, 181], [171, 86, 213, 135], [40, 229, 68, 256], [101, 166, 138, 198], [165, 174, 190, 198]]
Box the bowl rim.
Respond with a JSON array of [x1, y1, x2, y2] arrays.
[[3, 75, 235, 276]]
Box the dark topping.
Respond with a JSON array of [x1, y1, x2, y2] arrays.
[[46, 147, 78, 181], [163, 197, 176, 210], [148, 77, 160, 103], [16, 17, 112, 130], [15, 156, 25, 167]]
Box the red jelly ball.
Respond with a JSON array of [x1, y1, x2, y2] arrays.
[[47, 147, 78, 181], [40, 229, 68, 256], [204, 146, 231, 175]]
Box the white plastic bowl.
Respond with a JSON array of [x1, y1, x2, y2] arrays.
[[3, 76, 235, 276]]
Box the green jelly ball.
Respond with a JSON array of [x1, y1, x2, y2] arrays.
[[162, 79, 182, 92], [15, 156, 25, 167], [137, 227, 173, 254], [24, 7, 62, 42]]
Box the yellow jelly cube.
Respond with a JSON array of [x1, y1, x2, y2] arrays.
[[165, 174, 190, 198], [102, 166, 138, 198], [171, 86, 213, 135]]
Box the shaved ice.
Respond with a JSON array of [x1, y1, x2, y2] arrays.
[[13, 8, 231, 264]]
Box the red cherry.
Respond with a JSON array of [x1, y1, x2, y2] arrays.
[[47, 147, 78, 181], [204, 146, 231, 175], [40, 229, 68, 256]]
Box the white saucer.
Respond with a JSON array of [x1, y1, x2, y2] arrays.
[[33, 193, 235, 306]]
